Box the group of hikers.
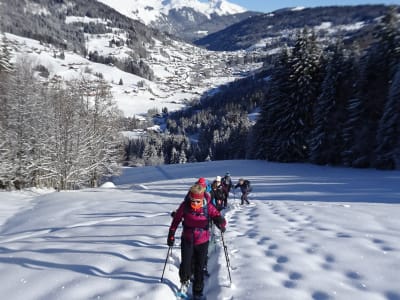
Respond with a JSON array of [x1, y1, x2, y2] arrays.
[[166, 172, 252, 299]]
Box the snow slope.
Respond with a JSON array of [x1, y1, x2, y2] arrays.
[[4, 29, 260, 117], [96, 0, 247, 24], [0, 160, 400, 300]]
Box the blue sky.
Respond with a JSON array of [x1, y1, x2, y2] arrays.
[[229, 0, 400, 12]]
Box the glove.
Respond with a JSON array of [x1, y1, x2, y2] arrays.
[[170, 210, 176, 218], [167, 230, 175, 247], [214, 216, 226, 232]]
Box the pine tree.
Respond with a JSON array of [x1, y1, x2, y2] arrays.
[[260, 29, 322, 162], [0, 34, 13, 73], [178, 149, 187, 164], [350, 9, 400, 167], [284, 28, 321, 162], [374, 66, 400, 169], [310, 42, 352, 165], [255, 46, 291, 160]]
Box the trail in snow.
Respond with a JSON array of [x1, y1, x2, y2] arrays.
[[0, 160, 400, 300]]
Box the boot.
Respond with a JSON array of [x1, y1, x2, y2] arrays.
[[178, 280, 190, 297]]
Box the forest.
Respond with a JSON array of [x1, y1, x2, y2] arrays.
[[1, 8, 400, 190], [125, 8, 400, 170], [0, 43, 123, 189]]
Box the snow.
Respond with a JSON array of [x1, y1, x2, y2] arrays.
[[1, 160, 400, 300], [100, 182, 116, 188], [4, 30, 261, 118], [96, 0, 246, 24], [65, 16, 109, 25]]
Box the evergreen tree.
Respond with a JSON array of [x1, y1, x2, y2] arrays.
[[284, 28, 321, 161], [350, 9, 400, 167], [261, 29, 322, 162], [374, 66, 400, 169], [178, 149, 187, 164], [310, 42, 352, 165], [0, 34, 12, 73], [255, 46, 292, 160]]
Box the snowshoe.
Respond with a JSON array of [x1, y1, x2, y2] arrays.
[[176, 281, 190, 299]]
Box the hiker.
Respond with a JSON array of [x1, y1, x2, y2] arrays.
[[196, 177, 212, 196], [171, 178, 211, 218], [234, 178, 251, 205], [221, 172, 233, 207], [210, 176, 226, 211], [167, 183, 226, 299]]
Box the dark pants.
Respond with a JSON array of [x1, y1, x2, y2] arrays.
[[179, 239, 209, 295], [224, 188, 231, 207], [241, 192, 250, 205]]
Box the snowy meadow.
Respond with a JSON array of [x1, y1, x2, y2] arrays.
[[0, 160, 400, 300]]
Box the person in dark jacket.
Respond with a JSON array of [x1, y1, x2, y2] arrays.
[[168, 184, 226, 299], [221, 172, 233, 207], [234, 178, 251, 205], [210, 176, 226, 211]]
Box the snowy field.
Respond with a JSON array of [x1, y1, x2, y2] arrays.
[[0, 160, 400, 300]]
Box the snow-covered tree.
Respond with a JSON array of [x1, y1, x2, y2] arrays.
[[178, 149, 187, 164], [284, 28, 322, 161], [255, 46, 291, 160], [257, 29, 322, 162], [0, 34, 12, 73], [4, 59, 39, 188], [374, 65, 400, 169], [310, 42, 352, 165], [349, 9, 400, 168], [0, 57, 123, 189]]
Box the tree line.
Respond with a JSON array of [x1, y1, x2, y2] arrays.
[[255, 8, 400, 169], [0, 42, 123, 190], [2, 7, 399, 192], [125, 8, 400, 170]]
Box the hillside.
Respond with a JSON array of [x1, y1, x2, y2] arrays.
[[96, 0, 260, 41], [0, 0, 263, 117], [0, 160, 399, 299], [195, 5, 397, 50]]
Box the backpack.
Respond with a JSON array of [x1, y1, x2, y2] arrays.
[[245, 180, 252, 193], [222, 175, 231, 185], [205, 180, 212, 193]]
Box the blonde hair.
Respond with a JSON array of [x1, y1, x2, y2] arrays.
[[190, 184, 205, 194], [190, 184, 205, 200]]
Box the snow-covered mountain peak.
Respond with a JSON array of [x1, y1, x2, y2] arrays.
[[96, 0, 247, 24]]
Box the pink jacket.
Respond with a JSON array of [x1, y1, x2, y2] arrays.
[[169, 197, 225, 245]]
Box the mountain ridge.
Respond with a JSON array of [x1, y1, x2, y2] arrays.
[[95, 0, 260, 41], [194, 4, 398, 51]]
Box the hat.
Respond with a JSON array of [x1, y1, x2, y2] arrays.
[[190, 184, 204, 201], [216, 176, 221, 182], [197, 177, 206, 188]]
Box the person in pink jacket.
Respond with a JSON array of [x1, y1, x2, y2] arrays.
[[168, 183, 226, 299]]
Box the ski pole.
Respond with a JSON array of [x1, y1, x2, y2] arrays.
[[160, 246, 172, 282], [220, 232, 232, 284]]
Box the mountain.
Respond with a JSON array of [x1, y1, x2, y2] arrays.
[[0, 0, 263, 118], [195, 5, 398, 51], [0, 0, 164, 54], [96, 0, 260, 41]]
